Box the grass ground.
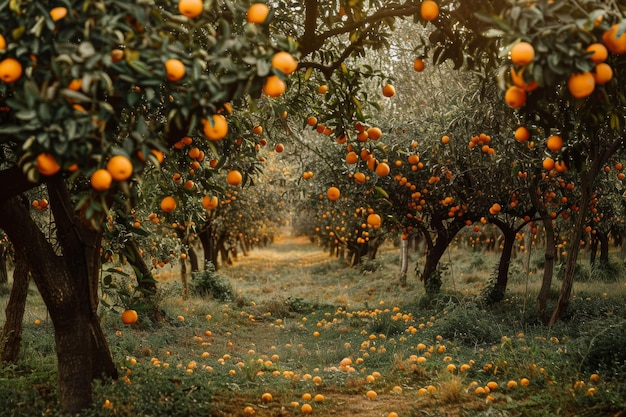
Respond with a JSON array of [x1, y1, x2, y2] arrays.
[[1, 234, 626, 416]]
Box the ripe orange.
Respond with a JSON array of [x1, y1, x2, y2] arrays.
[[261, 392, 273, 402], [567, 72, 595, 99], [178, 0, 203, 18], [106, 155, 133, 181], [36, 153, 61, 176], [546, 135, 563, 152], [413, 57, 425, 72], [301, 403, 313, 414], [441, 135, 450, 144], [161, 196, 177, 212], [202, 114, 229, 140], [317, 84, 328, 94], [0, 57, 23, 83], [542, 157, 555, 171], [90, 169, 113, 191], [164, 58, 185, 82], [0, 34, 6, 50], [510, 68, 538, 91], [263, 75, 286, 97], [593, 63, 613, 85], [121, 309, 138, 325], [367, 127, 382, 140], [226, 169, 243, 186], [367, 213, 382, 228], [504, 85, 526, 108], [50, 7, 68, 22], [510, 41, 535, 66], [375, 162, 390, 176], [202, 195, 219, 210], [514, 126, 530, 142], [420, 0, 439, 21], [247, 3, 270, 24], [252, 125, 263, 135], [586, 43, 608, 63], [353, 172, 366, 184], [274, 143, 284, 153], [602, 24, 626, 54], [111, 49, 124, 63], [554, 160, 568, 173], [382, 84, 395, 97], [327, 186, 341, 201], [271, 51, 298, 75], [306, 116, 317, 126]]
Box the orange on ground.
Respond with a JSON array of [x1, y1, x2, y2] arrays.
[[382, 84, 395, 97], [263, 75, 286, 97], [546, 135, 563, 152], [327, 186, 341, 201], [226, 169, 243, 186], [247, 3, 269, 24], [420, 0, 439, 21], [593, 63, 613, 85], [567, 72, 595, 99], [50, 7, 68, 21], [375, 162, 390, 176], [164, 58, 185, 82], [514, 126, 530, 142], [0, 57, 23, 83], [90, 169, 113, 191], [106, 155, 133, 181], [586, 43, 608, 63], [301, 404, 313, 414], [203, 114, 229, 140], [504, 85, 526, 108], [413, 57, 425, 72], [160, 196, 177, 213], [178, 0, 203, 18], [271, 51, 298, 75], [121, 309, 138, 325], [36, 153, 61, 176], [510, 41, 535, 66]]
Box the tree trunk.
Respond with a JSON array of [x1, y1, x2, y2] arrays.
[[484, 219, 516, 304], [199, 225, 219, 269], [238, 234, 249, 257], [188, 245, 199, 272], [0, 251, 30, 363], [421, 217, 465, 296], [598, 230, 609, 264], [124, 239, 157, 294], [399, 236, 409, 287], [0, 244, 8, 285], [0, 182, 117, 415]]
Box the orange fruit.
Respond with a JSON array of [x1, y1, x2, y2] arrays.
[[36, 153, 61, 176], [542, 157, 555, 171], [306, 116, 317, 126], [271, 51, 298, 75], [247, 3, 270, 24], [327, 186, 341, 201], [301, 404, 313, 414], [121, 309, 138, 325], [420, 0, 439, 21], [106, 155, 133, 181], [514, 126, 530, 142], [367, 127, 382, 140], [375, 162, 390, 176], [546, 135, 563, 152], [90, 169, 113, 191], [160, 196, 177, 212], [252, 125, 263, 135], [567, 72, 595, 99], [346, 151, 358, 164], [202, 195, 219, 210], [178, 0, 203, 18], [261, 392, 273, 402], [0, 34, 6, 51], [226, 169, 243, 186], [367, 213, 382, 228], [366, 390, 378, 399], [510, 68, 538, 91], [0, 57, 23, 83], [274, 143, 284, 153], [504, 85, 526, 108], [510, 41, 535, 66], [353, 172, 366, 184], [593, 63, 613, 85], [202, 114, 229, 140], [263, 75, 286, 97], [602, 24, 626, 54], [382, 84, 395, 97], [111, 49, 124, 63], [586, 43, 608, 63], [413, 57, 425, 72], [164, 58, 185, 82], [441, 135, 450, 144], [554, 160, 568, 173], [50, 7, 68, 22], [318, 84, 328, 94]]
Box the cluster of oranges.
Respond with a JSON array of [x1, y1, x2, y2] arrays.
[[91, 155, 134, 191]]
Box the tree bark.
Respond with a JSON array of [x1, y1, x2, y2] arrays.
[[124, 238, 157, 294], [421, 217, 465, 296], [0, 243, 8, 285], [399, 236, 409, 287], [484, 219, 516, 304], [0, 182, 117, 415], [0, 251, 30, 363]]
